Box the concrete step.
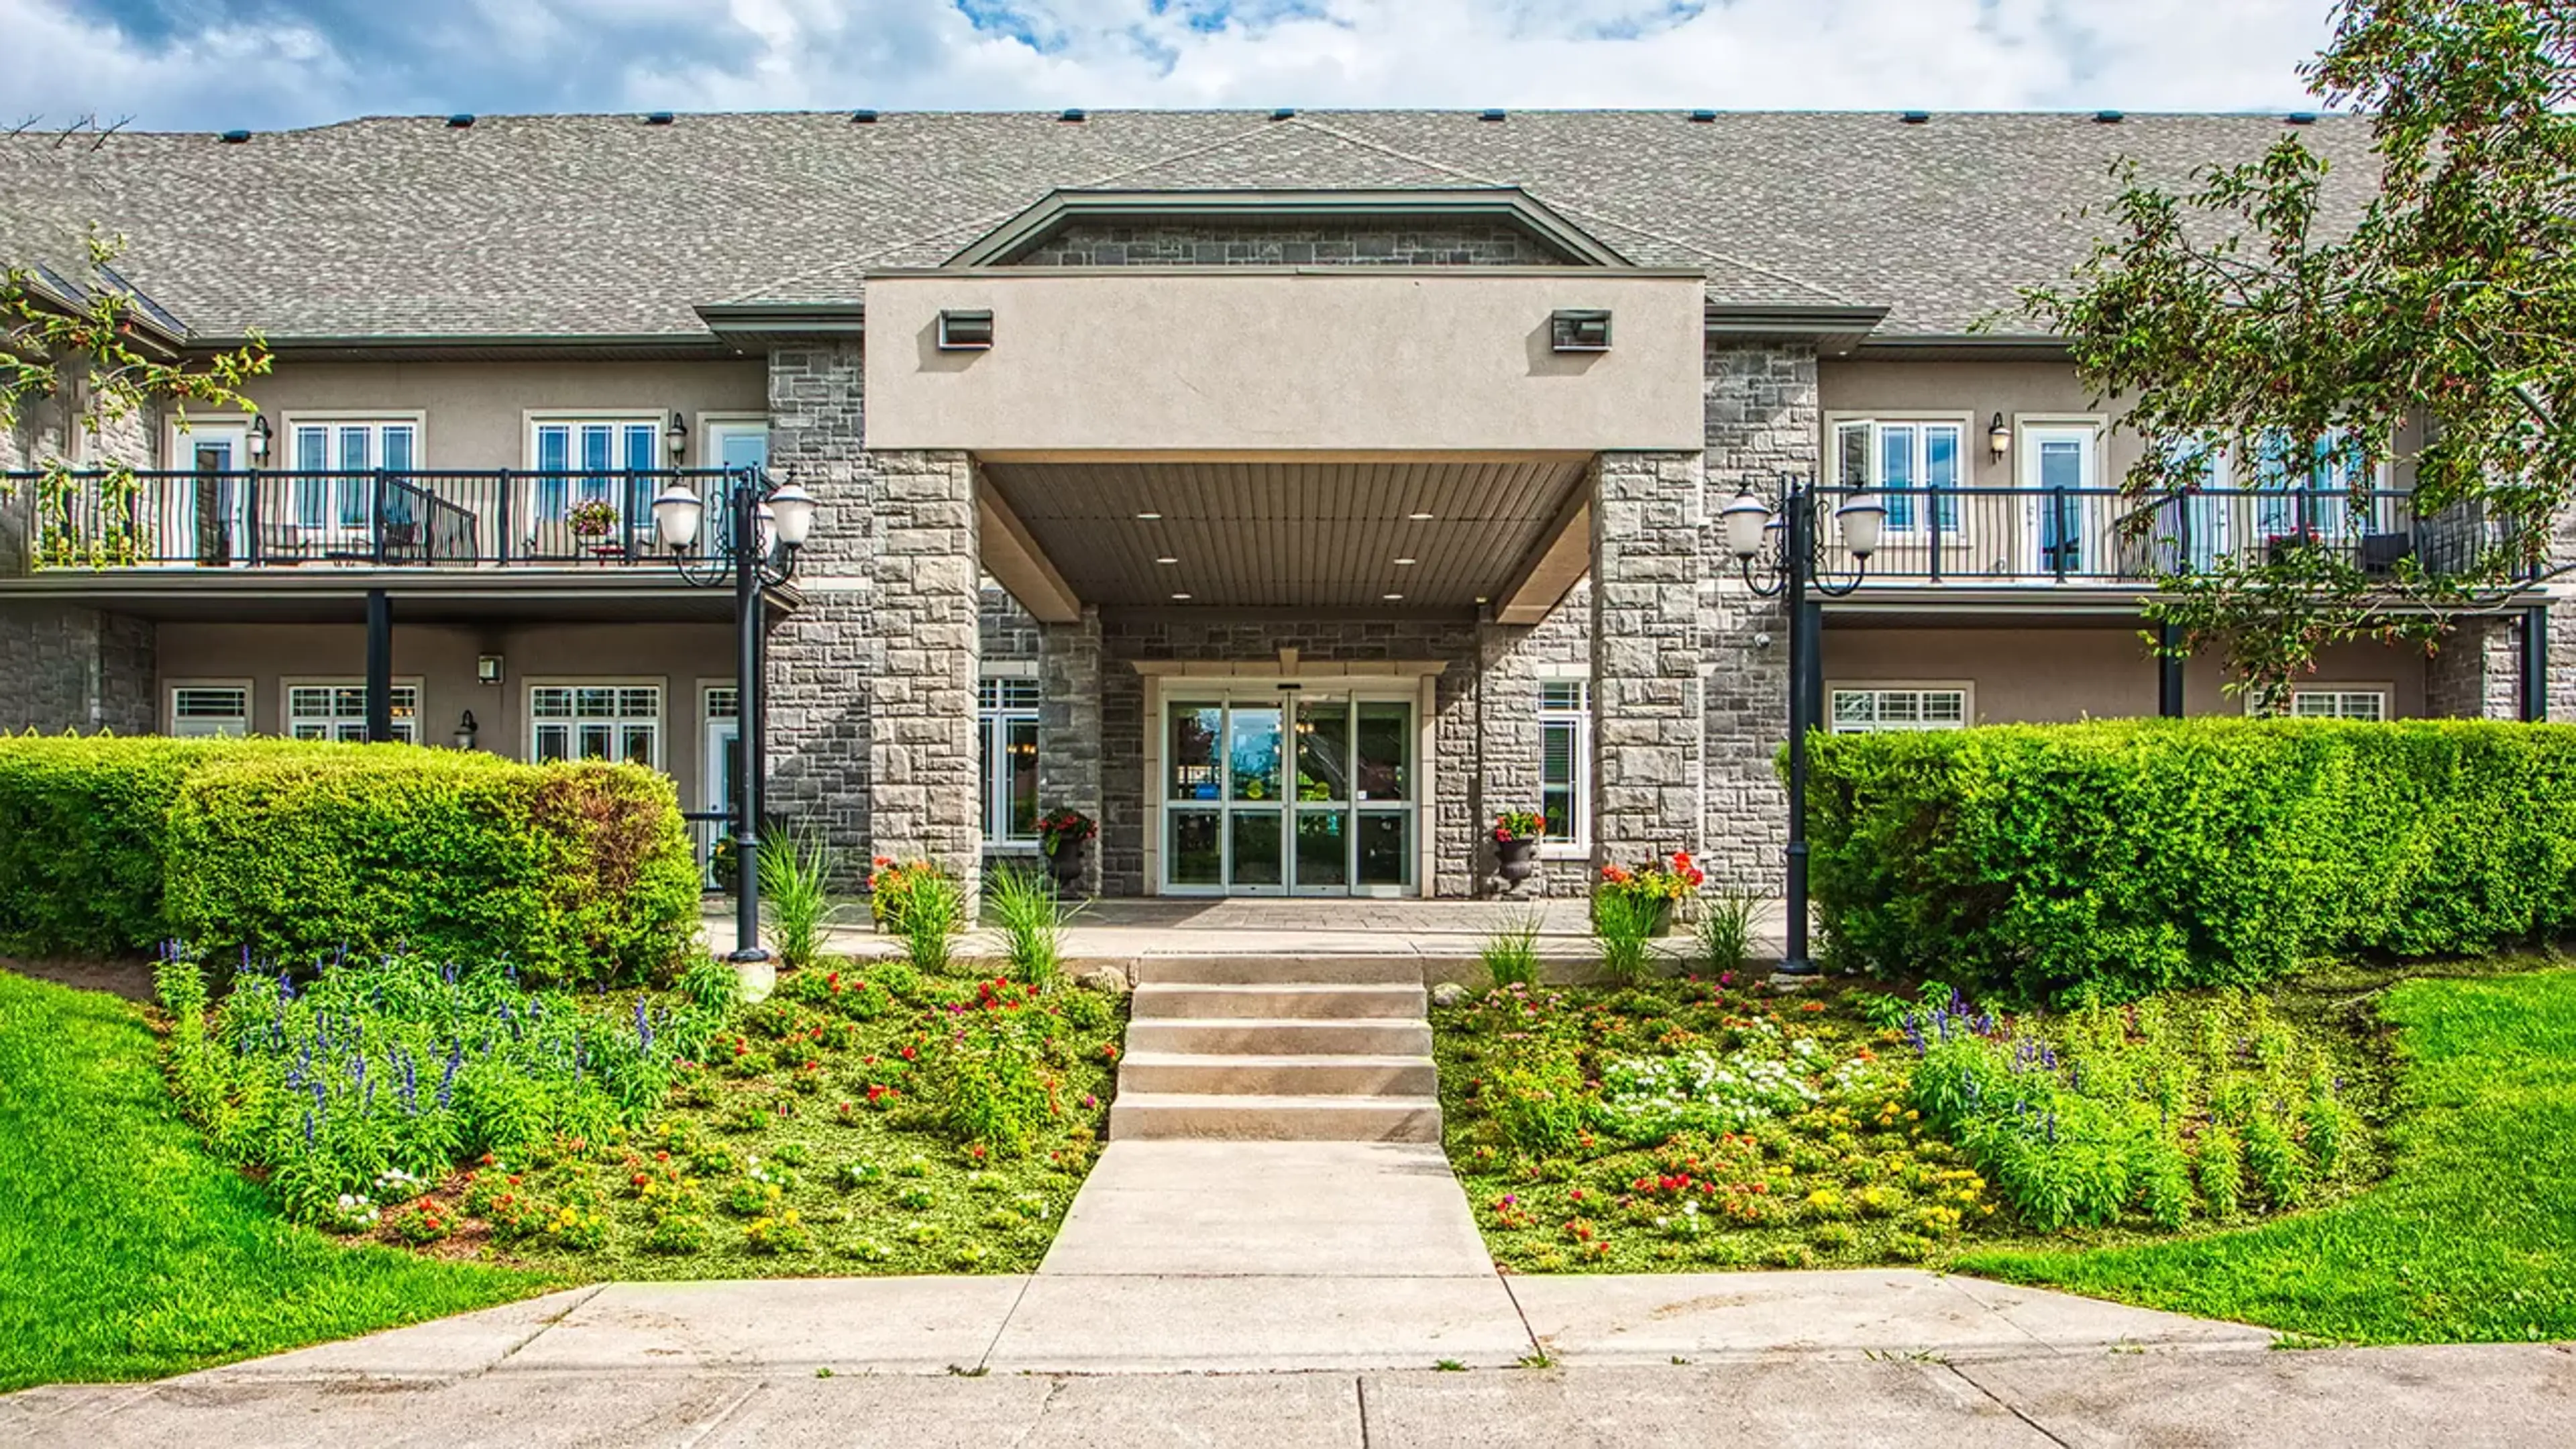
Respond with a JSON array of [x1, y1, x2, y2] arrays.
[[1126, 1017, 1434, 1057], [1130, 981, 1428, 1020], [1130, 955, 1424, 987], [1119, 1052, 1438, 1097], [1108, 1091, 1444, 1142]]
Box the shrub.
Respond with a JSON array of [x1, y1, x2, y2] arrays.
[[986, 863, 1070, 987], [757, 825, 845, 973], [1807, 718, 2576, 1003], [164, 749, 699, 987], [1694, 888, 1760, 976], [1590, 886, 1660, 985], [1478, 908, 1544, 990], [871, 860, 963, 973]]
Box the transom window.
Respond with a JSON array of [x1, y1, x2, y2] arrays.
[[1830, 686, 1970, 733], [1835, 419, 1963, 534], [529, 684, 662, 767], [1538, 680, 1591, 847], [169, 684, 249, 738], [979, 677, 1040, 845], [287, 682, 420, 743]]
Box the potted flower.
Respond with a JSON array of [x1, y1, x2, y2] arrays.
[[1593, 850, 1705, 936], [1036, 807, 1097, 891], [1492, 808, 1544, 884], [566, 498, 620, 540]]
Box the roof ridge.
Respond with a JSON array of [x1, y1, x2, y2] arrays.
[[713, 115, 1296, 305], [1286, 114, 1851, 305]]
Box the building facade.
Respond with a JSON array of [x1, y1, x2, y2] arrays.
[[1, 109, 2557, 903]]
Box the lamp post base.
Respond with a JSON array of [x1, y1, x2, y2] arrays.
[[1774, 957, 1822, 977], [727, 947, 776, 1004]]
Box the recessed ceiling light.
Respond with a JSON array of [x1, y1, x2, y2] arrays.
[[1171, 592, 1191, 600], [1393, 557, 1417, 566], [1155, 555, 1179, 565], [1383, 592, 1404, 601], [1136, 511, 1162, 521], [1474, 595, 1489, 604], [1407, 511, 1435, 521]]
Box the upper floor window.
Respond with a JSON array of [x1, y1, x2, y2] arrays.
[[1830, 685, 1970, 733], [979, 677, 1040, 845], [1538, 680, 1590, 848], [287, 682, 420, 743], [169, 684, 249, 738], [531, 417, 664, 527], [289, 419, 417, 530], [1834, 419, 1962, 534]]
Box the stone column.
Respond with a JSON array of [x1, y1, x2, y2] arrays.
[[2425, 616, 2522, 720], [1037, 605, 1104, 896], [1474, 619, 1538, 896], [1589, 451, 1705, 872], [868, 449, 985, 912], [764, 342, 874, 874], [1698, 343, 1816, 892]]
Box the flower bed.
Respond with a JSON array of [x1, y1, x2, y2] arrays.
[[1433, 974, 2385, 1273], [158, 949, 1126, 1277]]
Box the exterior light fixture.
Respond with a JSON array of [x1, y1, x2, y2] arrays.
[[1155, 555, 1179, 565], [248, 413, 272, 460], [1136, 511, 1162, 521], [651, 482, 704, 551], [1407, 511, 1435, 521], [667, 412, 689, 458], [1393, 557, 1417, 566], [452, 710, 480, 751], [1988, 412, 2011, 460], [766, 476, 817, 547], [1383, 592, 1404, 601], [1551, 309, 1613, 352], [476, 654, 504, 685], [1171, 592, 1191, 600], [936, 309, 994, 350]]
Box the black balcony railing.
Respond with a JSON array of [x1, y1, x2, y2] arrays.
[[8, 468, 751, 570], [1812, 485, 2532, 586]]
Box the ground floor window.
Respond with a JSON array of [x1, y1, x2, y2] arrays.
[[2279, 687, 2390, 722], [1829, 685, 1970, 733], [1538, 680, 1590, 847], [286, 682, 420, 743], [979, 678, 1040, 846], [168, 684, 250, 738], [529, 683, 661, 767]]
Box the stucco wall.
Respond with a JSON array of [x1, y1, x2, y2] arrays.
[[861, 270, 1706, 453], [236, 359, 769, 470], [153, 621, 736, 806], [1823, 625, 2432, 721]]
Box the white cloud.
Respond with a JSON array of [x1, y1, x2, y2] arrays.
[[1, 0, 2343, 131]]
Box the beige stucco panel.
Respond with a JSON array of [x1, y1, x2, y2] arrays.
[[1825, 625, 2429, 722], [227, 360, 769, 471], [863, 271, 1706, 453]]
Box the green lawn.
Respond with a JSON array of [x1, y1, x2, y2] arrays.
[[1957, 968, 2576, 1345], [0, 970, 548, 1391]]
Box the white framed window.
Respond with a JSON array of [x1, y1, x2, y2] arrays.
[[285, 680, 421, 743], [1538, 680, 1591, 849], [2263, 686, 2391, 722], [168, 683, 250, 738], [1833, 418, 1965, 534], [1829, 684, 1972, 733], [979, 677, 1040, 846], [286, 417, 420, 531], [527, 682, 663, 768], [528, 414, 665, 528]]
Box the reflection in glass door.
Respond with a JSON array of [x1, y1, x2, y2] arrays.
[[1163, 690, 1414, 896]]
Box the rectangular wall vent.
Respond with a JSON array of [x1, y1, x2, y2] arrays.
[[1550, 309, 1612, 352], [938, 309, 996, 351]]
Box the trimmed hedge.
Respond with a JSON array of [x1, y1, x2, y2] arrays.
[[0, 737, 700, 983], [1807, 718, 2576, 1003]]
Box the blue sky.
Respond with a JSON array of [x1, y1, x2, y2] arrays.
[[6, 1, 2343, 132]]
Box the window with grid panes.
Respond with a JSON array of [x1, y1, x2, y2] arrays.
[[1538, 680, 1590, 846], [169, 685, 249, 738], [2284, 688, 2387, 721], [287, 683, 419, 743], [1829, 687, 1969, 733], [529, 684, 661, 767], [978, 678, 1040, 844]]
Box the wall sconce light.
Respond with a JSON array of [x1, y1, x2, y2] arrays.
[[452, 710, 480, 751], [667, 411, 689, 458], [1988, 412, 2011, 461], [248, 413, 272, 460], [476, 654, 504, 686], [938, 309, 995, 351], [1550, 309, 1613, 352]]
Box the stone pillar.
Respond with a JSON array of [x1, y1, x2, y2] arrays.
[[1474, 619, 1538, 896], [2425, 616, 2520, 720], [764, 342, 874, 872], [1698, 343, 1816, 892], [1589, 450, 1704, 872], [869, 449, 985, 911], [1037, 605, 1104, 896]]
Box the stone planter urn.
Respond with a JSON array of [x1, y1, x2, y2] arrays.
[[1495, 835, 1540, 885], [1044, 837, 1087, 893]]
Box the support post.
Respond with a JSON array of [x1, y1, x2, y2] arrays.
[[731, 468, 772, 981], [2526, 604, 2550, 723], [364, 588, 392, 743], [2158, 620, 2186, 718]]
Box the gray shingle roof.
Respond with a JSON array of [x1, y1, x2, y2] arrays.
[[0, 109, 2379, 343]]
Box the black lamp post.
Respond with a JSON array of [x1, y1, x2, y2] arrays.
[[1717, 475, 1884, 976], [651, 465, 818, 994]]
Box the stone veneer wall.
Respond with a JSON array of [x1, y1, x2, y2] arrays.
[[1037, 607, 1105, 896], [867, 450, 983, 906], [1014, 219, 1568, 268], [1, 379, 159, 735], [2426, 615, 2525, 720], [1472, 585, 1598, 898], [763, 342, 876, 867], [1697, 343, 1815, 891], [1589, 451, 1705, 873]]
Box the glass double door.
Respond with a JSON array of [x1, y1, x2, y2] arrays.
[[1164, 692, 1415, 896]]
